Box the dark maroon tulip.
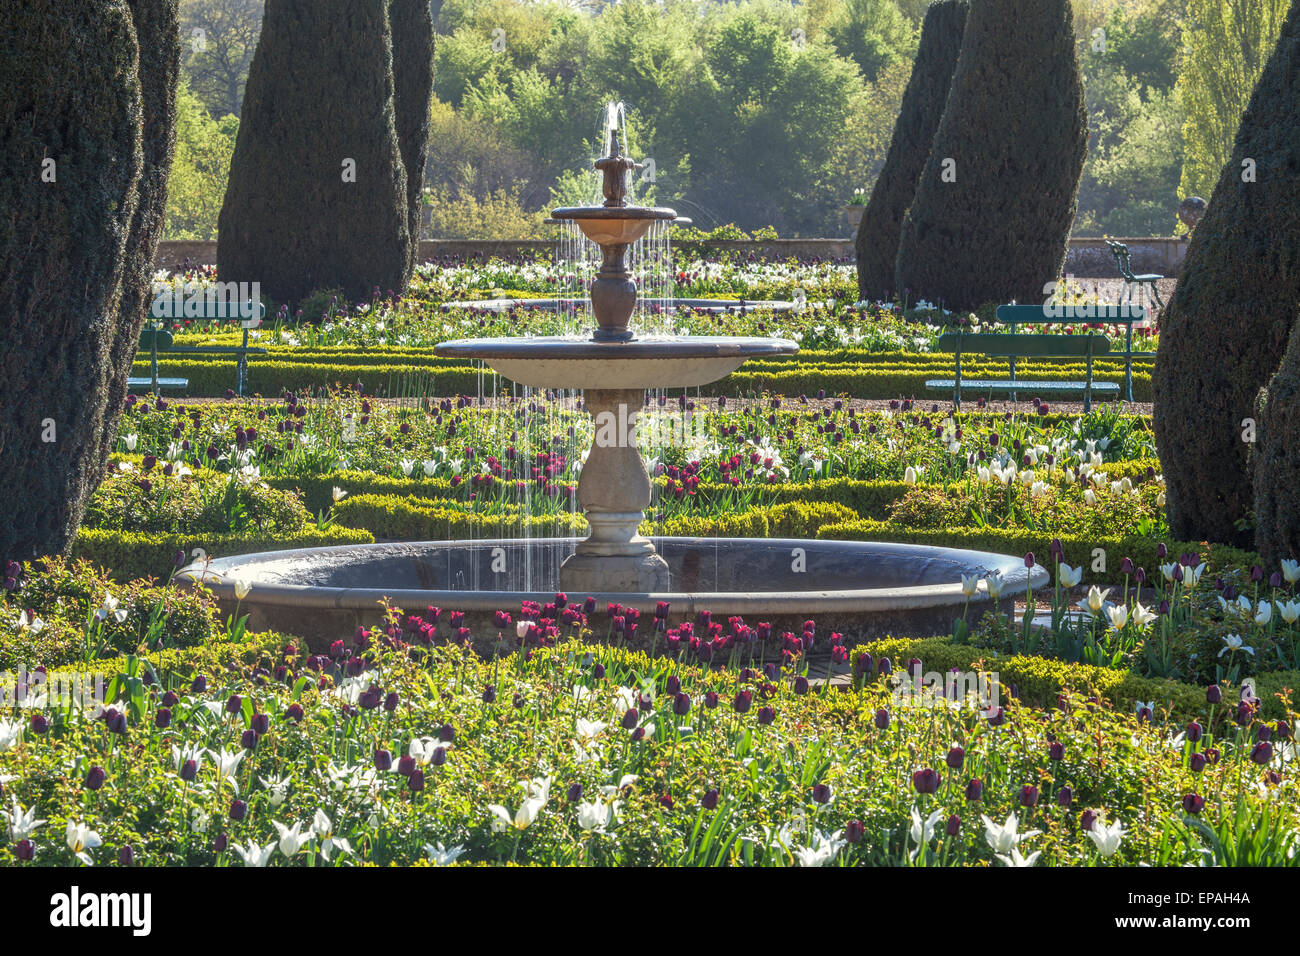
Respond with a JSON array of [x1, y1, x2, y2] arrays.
[[85, 766, 107, 791], [793, 675, 809, 695], [566, 783, 584, 803], [154, 708, 171, 730], [907, 658, 922, 677], [946, 746, 965, 770], [986, 706, 1006, 727], [812, 784, 832, 804], [285, 703, 304, 723], [1024, 552, 1036, 569], [251, 713, 270, 736], [621, 708, 640, 730], [659, 794, 674, 810], [912, 768, 941, 794], [409, 769, 425, 792], [1251, 742, 1274, 765], [665, 675, 681, 695], [429, 746, 447, 767], [1257, 724, 1273, 742], [877, 657, 893, 677], [512, 693, 525, 709], [1236, 702, 1253, 725], [702, 788, 719, 810], [704, 691, 719, 709], [213, 833, 228, 853], [374, 749, 392, 772], [842, 819, 865, 844], [1189, 752, 1207, 772], [1049, 742, 1064, 762], [1080, 809, 1098, 832], [162, 690, 180, 708], [945, 814, 962, 836], [874, 708, 890, 730], [1205, 748, 1220, 764], [673, 692, 691, 716], [14, 839, 35, 861], [1182, 793, 1205, 814], [224, 694, 242, 715], [397, 755, 416, 777], [1019, 785, 1039, 807], [592, 663, 605, 679], [1186, 721, 1202, 743], [180, 759, 198, 782], [107, 711, 128, 735], [757, 706, 776, 724], [733, 690, 752, 714], [29, 714, 48, 735], [482, 685, 496, 704], [1206, 684, 1222, 704], [1057, 786, 1073, 808], [241, 729, 258, 750], [440, 722, 455, 742], [117, 844, 134, 866], [229, 800, 247, 822]]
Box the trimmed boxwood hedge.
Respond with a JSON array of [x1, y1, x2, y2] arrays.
[[71, 525, 375, 582], [333, 493, 858, 541], [861, 636, 1299, 722]]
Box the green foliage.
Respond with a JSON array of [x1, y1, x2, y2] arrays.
[[178, 0, 263, 117], [825, 0, 918, 83], [896, 0, 1088, 311], [71, 525, 374, 583], [855, 0, 967, 301], [1177, 0, 1290, 198], [164, 78, 239, 240], [1154, 1, 1300, 547], [82, 470, 311, 536]]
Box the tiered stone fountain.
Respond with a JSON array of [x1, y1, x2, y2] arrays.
[[436, 128, 798, 593]]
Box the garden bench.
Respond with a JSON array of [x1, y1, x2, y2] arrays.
[[992, 303, 1152, 402], [1105, 240, 1164, 309], [926, 329, 1117, 413], [127, 329, 189, 393], [136, 295, 269, 396]]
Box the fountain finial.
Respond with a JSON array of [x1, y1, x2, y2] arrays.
[[595, 126, 637, 208]]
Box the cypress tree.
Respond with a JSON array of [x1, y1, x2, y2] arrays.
[[855, 0, 967, 303], [1155, 0, 1300, 547], [218, 0, 411, 305], [1256, 319, 1300, 567], [895, 0, 1087, 311], [93, 0, 181, 480], [0, 1, 172, 561], [390, 0, 436, 283]]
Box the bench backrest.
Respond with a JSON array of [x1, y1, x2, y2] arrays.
[[1106, 240, 1136, 279], [139, 329, 174, 351], [995, 304, 1147, 325], [936, 332, 1111, 357]]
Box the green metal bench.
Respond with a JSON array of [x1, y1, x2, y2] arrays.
[[138, 295, 268, 396], [127, 330, 189, 393], [1105, 239, 1164, 309], [926, 330, 1117, 412], [994, 303, 1152, 402]]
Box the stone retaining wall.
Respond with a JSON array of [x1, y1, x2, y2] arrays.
[[156, 236, 1189, 277]]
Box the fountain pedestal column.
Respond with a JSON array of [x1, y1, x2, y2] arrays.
[[560, 388, 670, 593]]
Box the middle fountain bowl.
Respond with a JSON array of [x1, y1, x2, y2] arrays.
[[434, 123, 798, 594]]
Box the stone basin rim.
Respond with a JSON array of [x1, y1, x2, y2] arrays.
[[177, 536, 1050, 614]]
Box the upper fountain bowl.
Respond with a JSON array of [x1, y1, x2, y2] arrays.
[[552, 205, 677, 246]]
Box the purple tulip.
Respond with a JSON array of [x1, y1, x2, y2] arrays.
[[912, 768, 941, 794], [1182, 793, 1205, 814], [85, 766, 108, 791]]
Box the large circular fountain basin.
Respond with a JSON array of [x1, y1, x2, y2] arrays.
[[178, 537, 1049, 653], [434, 335, 798, 388]]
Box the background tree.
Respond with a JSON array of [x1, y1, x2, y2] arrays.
[[0, 0, 178, 561], [390, 0, 436, 262], [854, 0, 967, 302], [1177, 0, 1289, 198], [164, 79, 239, 240], [179, 0, 263, 117], [218, 0, 413, 304], [1155, 0, 1300, 547], [825, 0, 918, 82], [895, 0, 1088, 311]]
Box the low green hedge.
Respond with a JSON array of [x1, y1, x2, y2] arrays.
[[862, 636, 1298, 722], [333, 493, 857, 541], [71, 526, 376, 583], [46, 631, 289, 681], [816, 520, 1259, 580]]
